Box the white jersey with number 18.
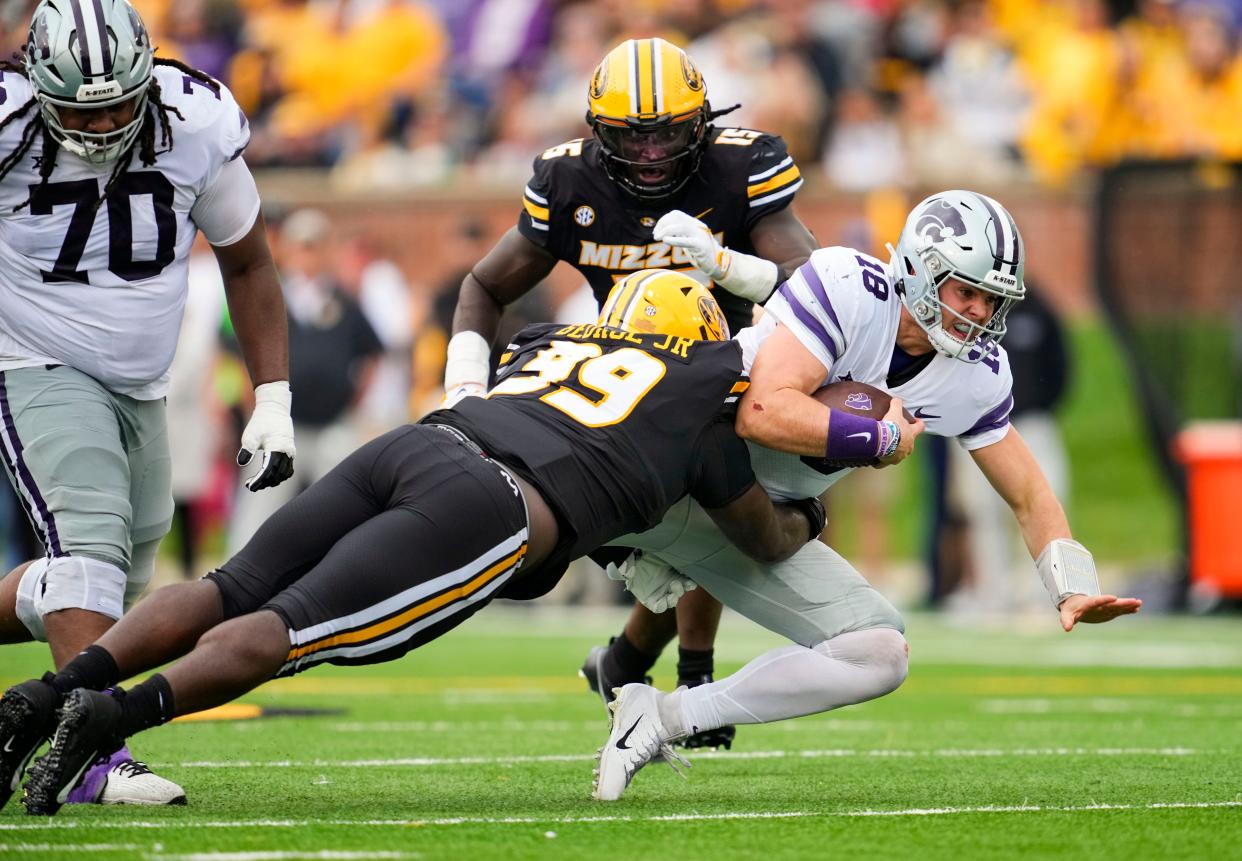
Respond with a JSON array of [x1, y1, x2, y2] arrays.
[[740, 245, 1015, 502]]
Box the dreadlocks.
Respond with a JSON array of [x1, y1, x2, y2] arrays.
[[0, 55, 221, 212]]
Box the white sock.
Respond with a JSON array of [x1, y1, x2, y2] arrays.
[[675, 628, 909, 733]]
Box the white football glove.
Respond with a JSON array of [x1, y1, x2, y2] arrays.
[[653, 210, 728, 280], [606, 552, 698, 614], [443, 331, 491, 408], [237, 380, 295, 492], [653, 210, 778, 303]]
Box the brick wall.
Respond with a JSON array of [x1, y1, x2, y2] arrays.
[[255, 176, 1097, 317]]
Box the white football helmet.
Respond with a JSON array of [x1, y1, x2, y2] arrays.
[[24, 0, 154, 164], [889, 190, 1025, 361]]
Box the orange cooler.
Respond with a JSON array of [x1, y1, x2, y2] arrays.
[[1174, 422, 1242, 597]]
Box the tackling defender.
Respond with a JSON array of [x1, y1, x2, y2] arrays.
[[2, 270, 826, 815], [0, 0, 294, 807], [445, 37, 817, 749], [592, 190, 1142, 800]]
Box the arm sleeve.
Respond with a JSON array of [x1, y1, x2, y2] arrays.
[[689, 417, 757, 509], [191, 156, 261, 246], [743, 133, 803, 230]]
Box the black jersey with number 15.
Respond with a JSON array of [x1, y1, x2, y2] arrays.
[[517, 129, 803, 335], [425, 322, 755, 597]]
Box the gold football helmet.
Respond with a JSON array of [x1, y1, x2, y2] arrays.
[[598, 269, 729, 342], [586, 38, 710, 199]]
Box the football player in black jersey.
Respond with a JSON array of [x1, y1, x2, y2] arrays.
[[4, 270, 828, 815], [444, 38, 818, 749]]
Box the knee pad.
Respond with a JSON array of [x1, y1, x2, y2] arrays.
[[125, 538, 160, 611], [813, 627, 910, 695], [15, 556, 127, 642]]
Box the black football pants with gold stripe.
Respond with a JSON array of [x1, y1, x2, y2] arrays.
[[206, 424, 530, 678]]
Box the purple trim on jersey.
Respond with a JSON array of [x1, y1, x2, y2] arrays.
[[797, 262, 844, 337], [963, 392, 1014, 438], [778, 282, 839, 362], [0, 375, 62, 556]]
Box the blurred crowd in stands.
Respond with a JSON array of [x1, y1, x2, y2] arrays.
[[3, 0, 1238, 189], [0, 0, 1202, 607]]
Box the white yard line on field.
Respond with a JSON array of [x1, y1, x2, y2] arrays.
[[0, 852, 418, 861], [0, 845, 141, 853], [163, 747, 1206, 769], [1, 801, 1240, 834], [324, 718, 880, 734]]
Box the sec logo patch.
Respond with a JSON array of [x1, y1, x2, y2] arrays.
[[639, 216, 656, 228], [574, 206, 595, 227]]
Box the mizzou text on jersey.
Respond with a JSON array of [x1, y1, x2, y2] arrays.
[[517, 130, 802, 334]]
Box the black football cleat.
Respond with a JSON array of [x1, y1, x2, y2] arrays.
[[674, 673, 736, 750], [0, 674, 60, 810], [677, 723, 736, 750], [578, 639, 652, 711], [23, 689, 124, 816]]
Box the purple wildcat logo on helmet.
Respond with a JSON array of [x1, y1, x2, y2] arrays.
[[845, 392, 873, 411], [915, 198, 971, 248]]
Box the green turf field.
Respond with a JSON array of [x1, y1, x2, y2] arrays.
[[1, 606, 1239, 860]]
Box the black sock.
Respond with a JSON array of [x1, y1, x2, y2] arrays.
[[119, 674, 176, 737], [604, 632, 659, 683], [677, 647, 714, 687], [51, 645, 120, 696]]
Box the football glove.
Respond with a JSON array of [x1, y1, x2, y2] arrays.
[[443, 331, 491, 408], [237, 381, 295, 492], [653, 210, 778, 303], [605, 552, 697, 614]]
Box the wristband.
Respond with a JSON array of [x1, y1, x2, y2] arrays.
[[877, 420, 901, 459], [444, 330, 492, 391], [825, 410, 882, 462]]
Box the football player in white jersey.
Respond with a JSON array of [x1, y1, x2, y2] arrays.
[[0, 0, 295, 808], [593, 190, 1142, 801]]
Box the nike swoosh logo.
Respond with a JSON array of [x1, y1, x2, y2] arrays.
[[913, 408, 940, 419], [846, 432, 872, 442], [693, 207, 714, 220], [2, 736, 18, 754], [55, 748, 98, 804], [615, 717, 643, 751]]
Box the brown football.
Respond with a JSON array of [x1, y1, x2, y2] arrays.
[[812, 380, 913, 422]]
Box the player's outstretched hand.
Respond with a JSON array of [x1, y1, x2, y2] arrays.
[[1058, 593, 1143, 632], [876, 397, 924, 467], [238, 381, 296, 492]]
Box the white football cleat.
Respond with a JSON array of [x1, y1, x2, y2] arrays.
[[592, 683, 689, 801], [97, 759, 187, 806]]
